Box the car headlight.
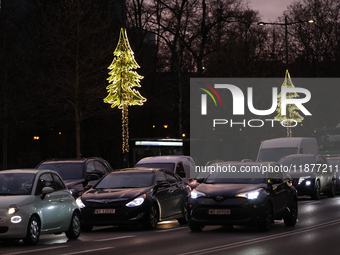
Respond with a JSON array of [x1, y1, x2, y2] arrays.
[[298, 176, 311, 185], [76, 197, 86, 209], [191, 190, 206, 199], [7, 205, 19, 215], [126, 194, 146, 207], [236, 189, 262, 200]]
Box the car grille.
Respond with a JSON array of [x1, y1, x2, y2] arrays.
[[192, 206, 250, 222], [0, 227, 9, 233]]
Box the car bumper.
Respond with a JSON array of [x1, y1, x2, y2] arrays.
[[80, 201, 152, 226], [188, 197, 266, 226], [0, 211, 29, 239]]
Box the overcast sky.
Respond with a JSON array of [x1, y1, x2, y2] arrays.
[[250, 0, 295, 21]]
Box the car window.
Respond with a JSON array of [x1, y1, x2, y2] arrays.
[[164, 170, 178, 183], [0, 173, 35, 195], [35, 173, 55, 195], [156, 171, 167, 182], [87, 161, 96, 173], [175, 162, 186, 178], [52, 174, 66, 190], [93, 161, 107, 176]]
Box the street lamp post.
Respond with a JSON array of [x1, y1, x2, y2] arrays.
[[258, 16, 314, 137], [257, 16, 314, 70]]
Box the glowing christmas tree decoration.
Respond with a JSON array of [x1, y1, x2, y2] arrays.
[[274, 70, 303, 137], [104, 28, 146, 152]]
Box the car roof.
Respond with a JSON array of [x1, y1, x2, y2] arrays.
[[136, 156, 192, 164], [0, 169, 56, 174], [112, 167, 171, 173], [281, 154, 317, 159], [260, 137, 315, 148]]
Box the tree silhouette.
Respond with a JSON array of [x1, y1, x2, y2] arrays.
[[104, 28, 146, 153]]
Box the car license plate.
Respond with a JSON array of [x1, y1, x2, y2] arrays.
[[94, 209, 115, 214], [208, 209, 230, 215]]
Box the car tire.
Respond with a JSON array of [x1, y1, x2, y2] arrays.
[[284, 198, 298, 226], [81, 224, 93, 232], [311, 180, 321, 200], [257, 202, 272, 231], [326, 179, 336, 197], [143, 204, 159, 229], [65, 211, 81, 240], [189, 223, 203, 232], [23, 215, 40, 245], [177, 200, 189, 225]]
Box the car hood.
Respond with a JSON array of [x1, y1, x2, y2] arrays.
[[0, 195, 34, 208], [81, 187, 151, 201], [195, 183, 266, 197], [288, 172, 317, 178]]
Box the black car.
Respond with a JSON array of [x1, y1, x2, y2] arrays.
[[326, 156, 340, 190], [36, 158, 113, 198], [279, 154, 335, 199], [188, 162, 298, 232], [76, 168, 190, 231]]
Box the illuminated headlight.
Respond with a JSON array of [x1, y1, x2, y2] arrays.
[[191, 190, 206, 199], [11, 216, 22, 223], [126, 194, 146, 207], [76, 197, 86, 209], [298, 176, 311, 185], [236, 189, 261, 200], [7, 205, 19, 215], [305, 181, 311, 186]]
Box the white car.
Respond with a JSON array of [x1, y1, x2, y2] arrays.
[[0, 169, 81, 244], [135, 156, 196, 182]]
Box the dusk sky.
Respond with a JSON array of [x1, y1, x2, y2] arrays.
[[250, 0, 295, 21]]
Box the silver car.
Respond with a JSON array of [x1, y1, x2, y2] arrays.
[[0, 169, 81, 244]]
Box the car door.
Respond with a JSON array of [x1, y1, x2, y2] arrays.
[[154, 170, 173, 219], [51, 173, 75, 230], [35, 173, 65, 230], [318, 156, 333, 190], [164, 170, 184, 217], [268, 171, 289, 216]]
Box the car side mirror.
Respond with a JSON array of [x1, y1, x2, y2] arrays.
[[41, 186, 54, 199], [87, 174, 99, 181]]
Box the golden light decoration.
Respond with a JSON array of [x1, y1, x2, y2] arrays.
[[104, 28, 146, 153], [274, 70, 303, 137]]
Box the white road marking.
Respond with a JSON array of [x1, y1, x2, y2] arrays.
[[61, 247, 113, 255], [96, 235, 135, 241], [178, 218, 340, 255], [7, 245, 69, 255]]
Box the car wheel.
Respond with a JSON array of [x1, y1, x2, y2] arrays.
[[189, 223, 203, 232], [326, 179, 336, 197], [65, 211, 81, 240], [23, 215, 40, 245], [81, 224, 93, 232], [257, 202, 272, 231], [284, 198, 298, 226], [311, 180, 321, 200], [177, 200, 189, 225], [143, 204, 159, 229]]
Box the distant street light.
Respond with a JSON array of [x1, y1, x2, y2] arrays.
[[258, 16, 314, 69]]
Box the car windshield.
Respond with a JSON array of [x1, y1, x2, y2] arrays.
[[96, 172, 154, 189], [37, 162, 85, 180], [0, 173, 35, 195], [280, 157, 316, 172], [135, 162, 176, 171], [258, 147, 298, 162], [203, 167, 266, 184]]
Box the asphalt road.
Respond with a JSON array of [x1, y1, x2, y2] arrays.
[[2, 195, 340, 255]]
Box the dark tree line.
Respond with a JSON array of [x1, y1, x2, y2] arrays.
[[0, 0, 339, 169]]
